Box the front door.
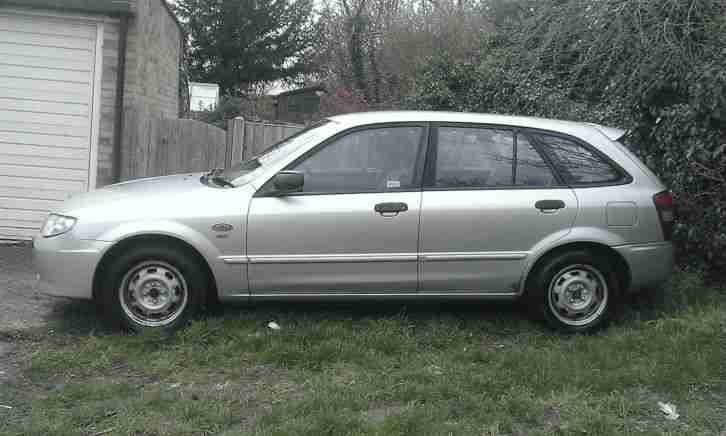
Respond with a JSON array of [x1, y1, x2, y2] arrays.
[[419, 126, 578, 294], [247, 124, 427, 294]]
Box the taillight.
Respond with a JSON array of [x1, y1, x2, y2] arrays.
[[653, 191, 674, 241]]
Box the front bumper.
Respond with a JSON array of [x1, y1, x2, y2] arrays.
[[33, 232, 111, 299], [614, 241, 674, 292]]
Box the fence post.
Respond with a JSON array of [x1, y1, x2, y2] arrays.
[[226, 116, 246, 167], [120, 108, 133, 181], [225, 119, 233, 168]]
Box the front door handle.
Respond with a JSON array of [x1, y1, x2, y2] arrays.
[[375, 202, 408, 216], [535, 199, 565, 211]]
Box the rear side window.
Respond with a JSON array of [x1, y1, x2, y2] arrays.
[[515, 134, 557, 187], [435, 127, 514, 188], [534, 134, 622, 184], [432, 127, 561, 188]]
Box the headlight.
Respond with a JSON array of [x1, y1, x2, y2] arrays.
[[41, 214, 77, 237]]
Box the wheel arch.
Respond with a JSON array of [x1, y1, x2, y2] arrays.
[[92, 233, 219, 304], [521, 241, 631, 296]]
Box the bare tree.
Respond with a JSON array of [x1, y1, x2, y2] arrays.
[[310, 0, 493, 108]]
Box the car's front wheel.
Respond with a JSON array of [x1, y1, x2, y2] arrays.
[[527, 250, 620, 333], [101, 245, 207, 332]]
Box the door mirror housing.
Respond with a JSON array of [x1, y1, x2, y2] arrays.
[[271, 171, 304, 195]]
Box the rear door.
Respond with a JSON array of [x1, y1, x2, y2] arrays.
[[419, 125, 578, 294]]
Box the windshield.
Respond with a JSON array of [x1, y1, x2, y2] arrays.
[[217, 120, 335, 186]]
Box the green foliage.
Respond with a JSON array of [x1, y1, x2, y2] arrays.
[[349, 11, 369, 94], [407, 0, 726, 272], [192, 94, 279, 129], [175, 0, 315, 95], [192, 95, 245, 129]]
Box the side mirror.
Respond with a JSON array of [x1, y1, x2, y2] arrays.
[[271, 171, 304, 195]]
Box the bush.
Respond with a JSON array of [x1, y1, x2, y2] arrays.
[[191, 95, 246, 129], [191, 94, 279, 129], [318, 87, 369, 117], [406, 0, 726, 273]]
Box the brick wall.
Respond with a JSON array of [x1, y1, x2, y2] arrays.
[[124, 0, 181, 118], [95, 0, 182, 187], [97, 20, 121, 187]]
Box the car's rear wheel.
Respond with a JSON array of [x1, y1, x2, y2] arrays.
[[101, 245, 206, 332], [527, 250, 620, 333]]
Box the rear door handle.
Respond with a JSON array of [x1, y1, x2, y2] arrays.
[[535, 200, 565, 211], [375, 202, 408, 215]]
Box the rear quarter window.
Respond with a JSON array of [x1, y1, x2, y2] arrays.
[[612, 140, 664, 187], [534, 133, 623, 185]]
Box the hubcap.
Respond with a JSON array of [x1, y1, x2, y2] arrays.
[[119, 261, 188, 328], [548, 264, 608, 327]]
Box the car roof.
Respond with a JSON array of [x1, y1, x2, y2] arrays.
[[327, 111, 623, 140]]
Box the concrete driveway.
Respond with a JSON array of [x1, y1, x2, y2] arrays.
[[0, 243, 75, 384], [0, 243, 66, 330]]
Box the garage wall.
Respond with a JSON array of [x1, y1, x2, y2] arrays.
[[0, 11, 103, 239], [98, 20, 120, 188], [95, 0, 183, 188], [124, 0, 181, 118], [0, 1, 182, 239]]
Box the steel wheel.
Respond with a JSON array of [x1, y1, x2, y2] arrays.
[[118, 260, 189, 328], [547, 264, 609, 327]]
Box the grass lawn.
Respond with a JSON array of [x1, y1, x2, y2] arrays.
[[1, 272, 724, 436]]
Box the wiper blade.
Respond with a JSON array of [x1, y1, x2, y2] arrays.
[[211, 175, 235, 188], [201, 167, 234, 187], [205, 167, 223, 177]]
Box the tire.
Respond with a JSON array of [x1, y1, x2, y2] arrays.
[[100, 245, 208, 332], [526, 250, 621, 333]]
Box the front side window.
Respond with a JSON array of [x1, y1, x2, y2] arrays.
[[225, 120, 336, 186], [534, 133, 622, 184], [289, 126, 424, 194]]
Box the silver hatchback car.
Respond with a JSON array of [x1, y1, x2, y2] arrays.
[[34, 112, 674, 332]]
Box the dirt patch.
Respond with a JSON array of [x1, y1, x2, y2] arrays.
[[363, 403, 407, 424], [0, 245, 70, 330], [0, 339, 18, 384], [86, 364, 302, 434], [542, 405, 562, 433], [0, 244, 80, 384], [184, 365, 304, 432]]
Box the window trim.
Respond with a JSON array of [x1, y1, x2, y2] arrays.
[[526, 128, 633, 188], [423, 123, 568, 191], [511, 132, 518, 185], [255, 122, 430, 197], [512, 128, 569, 189], [517, 130, 568, 187]]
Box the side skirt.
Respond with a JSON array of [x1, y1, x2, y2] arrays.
[[219, 292, 520, 303]]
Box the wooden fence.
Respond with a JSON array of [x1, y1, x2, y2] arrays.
[[226, 117, 303, 165], [121, 111, 302, 180], [121, 110, 227, 180]]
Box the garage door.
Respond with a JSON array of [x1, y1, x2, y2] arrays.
[[0, 12, 98, 239]]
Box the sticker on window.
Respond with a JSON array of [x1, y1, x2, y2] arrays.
[[386, 180, 401, 189]]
